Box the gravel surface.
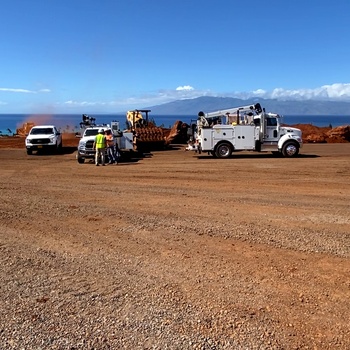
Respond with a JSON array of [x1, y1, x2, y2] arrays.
[[0, 143, 350, 349]]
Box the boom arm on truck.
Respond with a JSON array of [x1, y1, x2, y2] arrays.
[[197, 103, 263, 128]]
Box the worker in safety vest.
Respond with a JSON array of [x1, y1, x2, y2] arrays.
[[105, 129, 117, 164], [93, 128, 106, 166]]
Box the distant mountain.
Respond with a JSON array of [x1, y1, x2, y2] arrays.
[[146, 96, 350, 116]]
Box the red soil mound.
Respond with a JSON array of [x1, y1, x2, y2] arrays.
[[293, 124, 350, 143]]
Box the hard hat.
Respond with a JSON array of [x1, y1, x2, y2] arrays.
[[98, 128, 104, 133]]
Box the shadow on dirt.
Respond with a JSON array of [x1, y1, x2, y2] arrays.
[[196, 153, 320, 159], [163, 145, 185, 151], [30, 147, 77, 156], [75, 151, 153, 166], [137, 145, 184, 153], [61, 146, 77, 155]]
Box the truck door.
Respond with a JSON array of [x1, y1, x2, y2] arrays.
[[213, 127, 233, 141], [233, 125, 256, 150], [200, 128, 214, 151], [265, 117, 279, 142]]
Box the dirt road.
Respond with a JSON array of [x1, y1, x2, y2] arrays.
[[0, 144, 349, 349]]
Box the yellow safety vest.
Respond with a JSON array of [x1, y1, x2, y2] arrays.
[[95, 134, 106, 149]]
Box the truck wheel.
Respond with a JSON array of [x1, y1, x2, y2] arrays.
[[77, 157, 85, 164], [26, 149, 32, 155], [282, 142, 299, 157], [215, 143, 232, 158]]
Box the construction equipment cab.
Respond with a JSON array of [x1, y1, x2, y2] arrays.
[[187, 103, 302, 158], [125, 109, 165, 151]]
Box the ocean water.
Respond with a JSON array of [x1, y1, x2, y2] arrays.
[[0, 113, 349, 135]]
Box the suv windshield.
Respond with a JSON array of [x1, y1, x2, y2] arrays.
[[30, 128, 54, 135]]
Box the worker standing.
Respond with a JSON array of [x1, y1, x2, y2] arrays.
[[105, 129, 117, 164], [93, 129, 106, 166]]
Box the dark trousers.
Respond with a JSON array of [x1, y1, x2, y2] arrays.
[[107, 146, 116, 163]]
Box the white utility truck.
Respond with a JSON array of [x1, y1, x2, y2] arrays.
[[187, 103, 302, 158]]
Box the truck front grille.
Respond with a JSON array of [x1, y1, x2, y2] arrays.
[[31, 138, 51, 144], [86, 140, 94, 149]]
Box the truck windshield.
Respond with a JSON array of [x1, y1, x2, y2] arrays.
[[30, 128, 54, 135], [84, 129, 99, 136], [267, 118, 277, 126]]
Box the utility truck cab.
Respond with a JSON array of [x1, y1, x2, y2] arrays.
[[187, 103, 302, 158]]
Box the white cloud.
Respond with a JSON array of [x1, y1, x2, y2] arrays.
[[321, 83, 350, 99], [0, 87, 51, 94], [3, 83, 350, 107], [251, 89, 267, 96], [4, 83, 350, 113], [64, 100, 107, 106], [169, 83, 350, 103], [68, 82, 350, 112], [0, 88, 36, 93], [234, 83, 350, 101], [176, 85, 194, 91]]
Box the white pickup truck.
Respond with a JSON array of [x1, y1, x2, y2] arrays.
[[76, 122, 134, 164], [25, 125, 62, 155], [76, 126, 104, 163]]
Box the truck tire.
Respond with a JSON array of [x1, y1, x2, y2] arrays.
[[26, 149, 32, 155], [282, 142, 299, 157], [77, 157, 85, 164], [215, 142, 232, 158]]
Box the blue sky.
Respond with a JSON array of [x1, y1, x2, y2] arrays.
[[1, 0, 350, 114]]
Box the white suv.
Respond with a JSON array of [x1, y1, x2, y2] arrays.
[[25, 125, 62, 155]]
